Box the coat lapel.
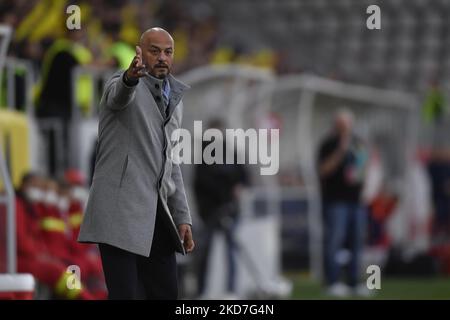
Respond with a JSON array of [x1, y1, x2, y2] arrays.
[[167, 74, 190, 120]]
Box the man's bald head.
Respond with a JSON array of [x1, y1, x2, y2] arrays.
[[138, 27, 174, 79], [334, 108, 354, 137], [139, 27, 174, 48]]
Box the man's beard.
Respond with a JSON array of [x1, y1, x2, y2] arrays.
[[152, 65, 170, 79], [156, 72, 168, 79]]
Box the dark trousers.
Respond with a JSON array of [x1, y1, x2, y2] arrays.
[[323, 202, 367, 287], [98, 201, 178, 300]]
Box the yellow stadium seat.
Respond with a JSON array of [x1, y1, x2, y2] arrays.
[[0, 109, 30, 189]]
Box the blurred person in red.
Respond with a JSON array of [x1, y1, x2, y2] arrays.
[[64, 170, 98, 260], [317, 109, 369, 297], [38, 178, 70, 263], [15, 172, 95, 299], [64, 169, 89, 242], [37, 177, 105, 298]]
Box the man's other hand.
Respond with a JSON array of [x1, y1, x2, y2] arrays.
[[178, 224, 195, 253]]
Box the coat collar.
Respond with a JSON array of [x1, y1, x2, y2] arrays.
[[167, 74, 190, 114], [167, 73, 190, 93], [142, 73, 190, 95], [142, 73, 190, 119]]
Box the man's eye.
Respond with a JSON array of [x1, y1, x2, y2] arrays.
[[166, 50, 173, 55]]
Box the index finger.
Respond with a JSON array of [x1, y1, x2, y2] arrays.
[[136, 46, 142, 58]]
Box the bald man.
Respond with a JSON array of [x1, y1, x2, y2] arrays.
[[317, 109, 369, 297], [78, 28, 194, 299]]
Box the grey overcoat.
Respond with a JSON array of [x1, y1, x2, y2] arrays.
[[78, 71, 192, 257]]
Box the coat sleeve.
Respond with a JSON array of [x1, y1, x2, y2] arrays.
[[167, 103, 192, 226], [168, 162, 192, 226], [101, 71, 137, 111]]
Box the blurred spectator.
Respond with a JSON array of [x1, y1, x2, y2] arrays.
[[104, 22, 135, 70], [35, 177, 105, 298], [36, 27, 92, 119], [15, 172, 95, 299], [193, 118, 250, 298], [35, 27, 92, 175], [63, 169, 90, 243], [422, 81, 447, 125], [427, 149, 450, 241], [367, 185, 398, 248], [317, 109, 369, 297], [57, 178, 106, 298]]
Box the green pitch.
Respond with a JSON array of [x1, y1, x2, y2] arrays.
[[287, 273, 450, 300]]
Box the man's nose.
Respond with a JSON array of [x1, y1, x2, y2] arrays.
[[158, 53, 167, 63]]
